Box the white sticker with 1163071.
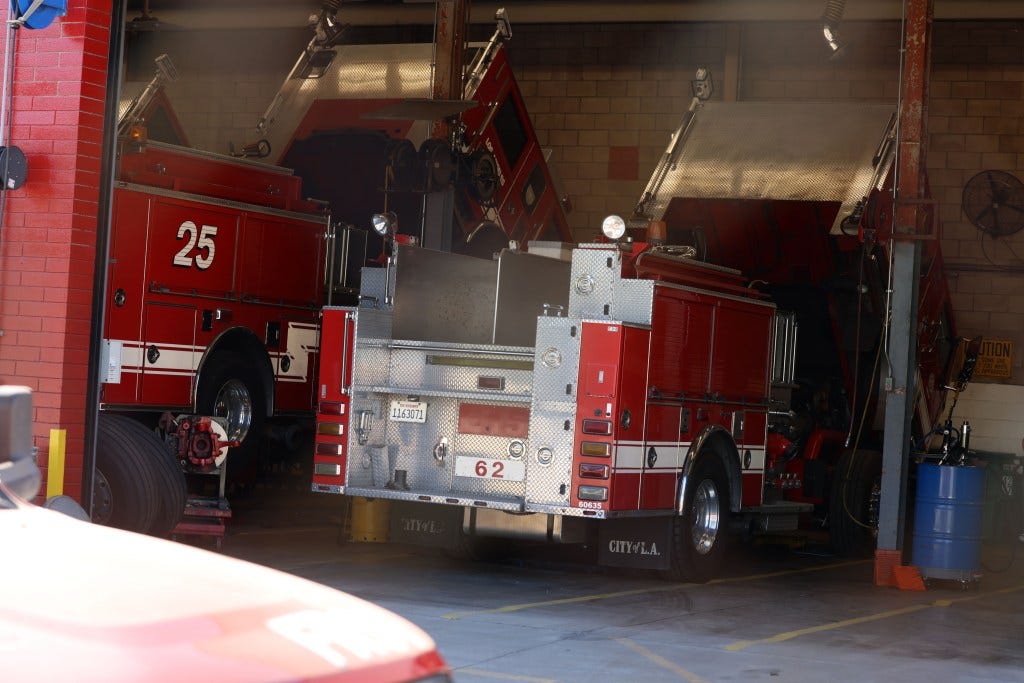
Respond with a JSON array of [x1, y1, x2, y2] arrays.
[[389, 400, 427, 423]]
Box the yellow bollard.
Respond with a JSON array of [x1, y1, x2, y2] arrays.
[[45, 429, 67, 499], [349, 497, 390, 542]]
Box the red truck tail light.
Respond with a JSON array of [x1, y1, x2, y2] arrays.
[[315, 442, 343, 456], [314, 463, 342, 476], [581, 419, 612, 435], [317, 421, 344, 436], [580, 441, 610, 457], [578, 463, 609, 479], [319, 401, 345, 416], [578, 485, 608, 501]]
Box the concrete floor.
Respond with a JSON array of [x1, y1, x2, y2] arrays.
[[220, 494, 1024, 683]]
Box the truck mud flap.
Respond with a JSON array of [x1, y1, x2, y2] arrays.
[[597, 517, 673, 571], [389, 501, 462, 548]]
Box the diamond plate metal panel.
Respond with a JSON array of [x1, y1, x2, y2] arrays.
[[525, 317, 582, 506], [611, 281, 655, 326], [643, 102, 895, 234], [345, 303, 535, 503], [118, 82, 144, 121], [569, 247, 654, 326], [354, 307, 393, 339], [359, 267, 390, 309], [350, 316, 392, 393], [345, 394, 529, 502], [569, 247, 620, 321], [358, 339, 534, 399], [344, 395, 388, 488], [343, 306, 390, 489]]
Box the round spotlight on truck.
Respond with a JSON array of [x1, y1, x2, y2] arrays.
[[371, 211, 397, 236], [601, 214, 626, 240]]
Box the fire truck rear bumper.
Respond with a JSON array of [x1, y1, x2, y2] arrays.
[[338, 486, 686, 522], [342, 486, 526, 513]]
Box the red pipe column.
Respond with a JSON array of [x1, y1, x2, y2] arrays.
[[875, 0, 933, 587]]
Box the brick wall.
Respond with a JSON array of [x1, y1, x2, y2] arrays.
[[506, 22, 728, 239], [0, 4, 113, 499], [929, 22, 1024, 385]]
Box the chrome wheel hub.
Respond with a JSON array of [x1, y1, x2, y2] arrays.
[[213, 379, 253, 443], [691, 478, 721, 555]]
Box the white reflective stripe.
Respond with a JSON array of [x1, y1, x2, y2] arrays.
[[119, 343, 145, 370], [111, 332, 320, 385], [147, 347, 200, 373], [614, 444, 645, 470], [611, 440, 767, 471], [743, 448, 766, 470], [109, 339, 206, 373], [613, 441, 691, 471], [120, 339, 205, 351], [272, 322, 320, 383]]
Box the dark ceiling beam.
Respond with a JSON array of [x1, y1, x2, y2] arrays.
[[133, 0, 1024, 30]]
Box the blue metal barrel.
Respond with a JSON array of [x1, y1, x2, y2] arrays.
[[912, 463, 985, 581]]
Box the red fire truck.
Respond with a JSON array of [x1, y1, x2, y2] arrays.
[[311, 97, 956, 580], [99, 134, 331, 536], [96, 9, 569, 537]]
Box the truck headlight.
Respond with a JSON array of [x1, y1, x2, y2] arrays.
[[601, 214, 626, 240]]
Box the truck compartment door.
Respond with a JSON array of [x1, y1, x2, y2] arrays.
[[140, 302, 198, 407]]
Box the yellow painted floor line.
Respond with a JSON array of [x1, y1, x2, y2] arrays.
[[707, 559, 870, 586], [442, 559, 869, 620], [443, 586, 681, 620], [458, 667, 557, 683], [725, 604, 930, 651], [617, 638, 711, 683], [726, 582, 1024, 652]]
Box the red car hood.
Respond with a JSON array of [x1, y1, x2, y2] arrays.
[[0, 501, 445, 682]]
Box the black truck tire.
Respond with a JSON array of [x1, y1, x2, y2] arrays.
[[111, 415, 187, 537], [829, 450, 882, 556], [98, 414, 186, 537], [95, 414, 164, 534], [667, 453, 732, 582]]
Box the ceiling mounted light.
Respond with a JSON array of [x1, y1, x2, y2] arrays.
[[822, 24, 848, 60], [821, 0, 849, 61]]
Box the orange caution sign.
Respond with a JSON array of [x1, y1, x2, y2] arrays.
[[975, 338, 1013, 378]]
